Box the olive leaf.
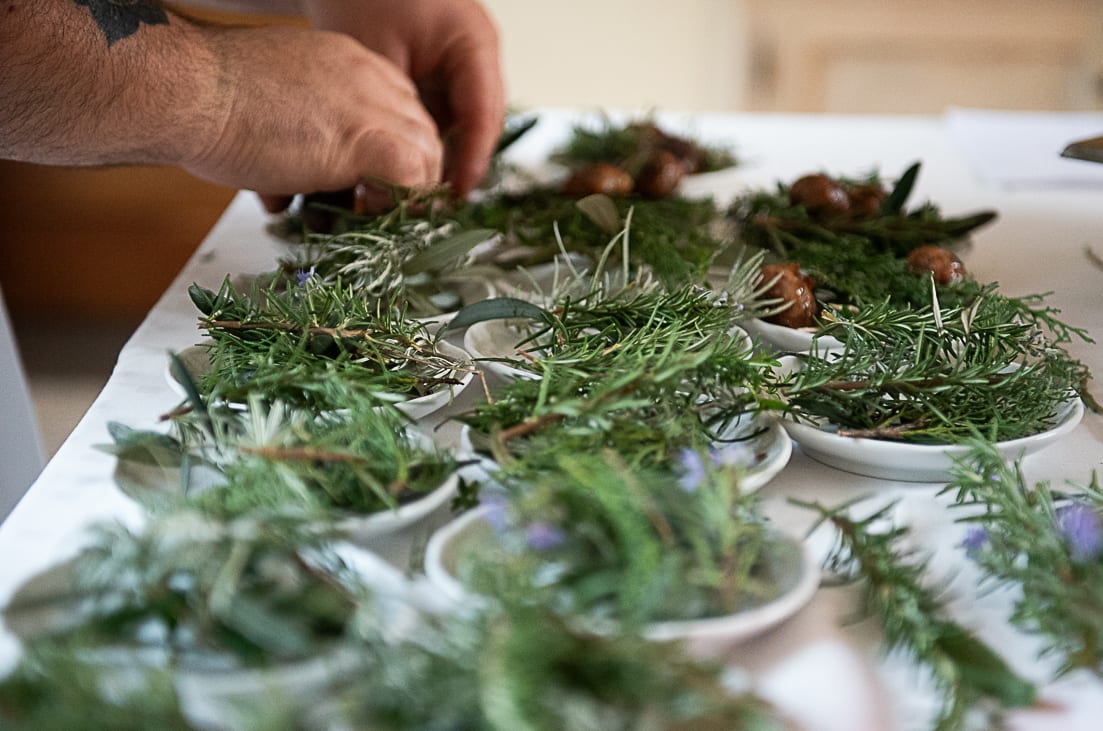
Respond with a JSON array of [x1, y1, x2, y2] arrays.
[[403, 229, 499, 275], [441, 297, 554, 334], [575, 194, 621, 235], [881, 161, 920, 215]]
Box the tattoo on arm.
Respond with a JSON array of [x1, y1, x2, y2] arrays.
[[72, 0, 168, 47]]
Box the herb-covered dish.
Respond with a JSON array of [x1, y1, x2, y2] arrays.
[[424, 451, 818, 656], [184, 278, 475, 418], [103, 384, 461, 561], [771, 290, 1089, 481]]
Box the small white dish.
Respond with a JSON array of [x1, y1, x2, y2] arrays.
[[721, 417, 794, 493], [742, 317, 844, 355], [783, 397, 1084, 482], [338, 472, 459, 545], [424, 505, 820, 656], [394, 340, 476, 421], [489, 253, 596, 303], [166, 341, 475, 421], [462, 319, 545, 381]]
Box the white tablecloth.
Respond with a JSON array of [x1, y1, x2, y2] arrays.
[[2, 111, 1101, 731]]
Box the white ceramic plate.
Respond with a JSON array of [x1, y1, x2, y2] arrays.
[[489, 253, 596, 303], [455, 415, 791, 495], [783, 397, 1084, 483], [462, 319, 545, 381], [338, 472, 459, 544], [741, 317, 844, 355], [775, 354, 1086, 482], [424, 505, 820, 655], [722, 417, 794, 493], [165, 340, 474, 421]]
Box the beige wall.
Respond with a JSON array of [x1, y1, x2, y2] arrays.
[[481, 0, 1103, 114], [481, 0, 750, 112]]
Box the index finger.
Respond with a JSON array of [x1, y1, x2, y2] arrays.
[[441, 44, 506, 197]]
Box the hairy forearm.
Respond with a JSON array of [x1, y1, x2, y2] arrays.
[[0, 0, 223, 167], [170, 1, 302, 14]]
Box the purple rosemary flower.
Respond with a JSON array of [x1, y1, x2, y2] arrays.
[[676, 448, 706, 493], [480, 494, 509, 533], [526, 521, 565, 551], [709, 443, 753, 470], [296, 266, 316, 287], [1056, 502, 1103, 563], [960, 526, 989, 560]]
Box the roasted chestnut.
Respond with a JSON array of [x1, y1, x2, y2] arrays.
[[635, 150, 685, 199], [789, 174, 851, 218], [846, 183, 887, 219], [760, 262, 819, 329], [630, 122, 703, 173], [563, 163, 635, 197], [906, 245, 966, 285]]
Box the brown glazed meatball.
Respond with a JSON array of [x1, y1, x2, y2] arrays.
[[789, 174, 851, 218], [635, 150, 686, 199], [846, 183, 887, 219], [563, 163, 635, 197], [630, 122, 703, 173], [906, 245, 967, 285], [760, 262, 819, 329]]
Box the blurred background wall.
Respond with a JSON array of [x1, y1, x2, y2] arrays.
[[2, 0, 1103, 456]]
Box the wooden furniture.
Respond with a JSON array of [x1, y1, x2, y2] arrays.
[[744, 0, 1103, 113]]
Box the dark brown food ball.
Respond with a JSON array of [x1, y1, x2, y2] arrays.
[[563, 163, 635, 197], [846, 183, 887, 219], [760, 262, 819, 329], [789, 174, 851, 218], [635, 150, 686, 199], [299, 188, 358, 233], [630, 122, 703, 173], [907, 245, 966, 285]]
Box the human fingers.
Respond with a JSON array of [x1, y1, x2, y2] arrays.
[[259, 193, 294, 213], [186, 27, 442, 197], [440, 41, 506, 197]]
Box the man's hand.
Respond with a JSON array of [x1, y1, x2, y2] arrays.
[[304, 0, 506, 198], [187, 24, 444, 200]]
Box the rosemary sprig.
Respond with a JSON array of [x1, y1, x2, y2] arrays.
[[2, 511, 360, 668], [944, 439, 1103, 675], [1, 510, 792, 730], [779, 289, 1088, 443], [458, 323, 773, 468], [794, 497, 1036, 730], [454, 188, 727, 287], [279, 211, 498, 316], [0, 644, 191, 730], [190, 397, 457, 517], [188, 277, 468, 410], [460, 449, 776, 626], [103, 380, 457, 519]]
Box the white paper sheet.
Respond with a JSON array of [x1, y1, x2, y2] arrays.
[[944, 107, 1103, 189]]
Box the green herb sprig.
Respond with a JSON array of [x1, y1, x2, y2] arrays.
[[460, 449, 776, 627], [794, 497, 1036, 730], [455, 189, 727, 287], [2, 511, 361, 668], [1, 510, 792, 731], [945, 439, 1103, 675], [188, 277, 468, 410]]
